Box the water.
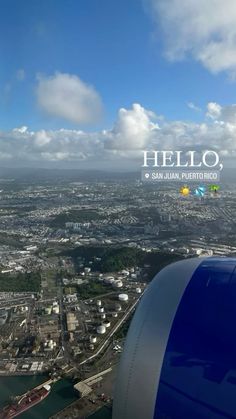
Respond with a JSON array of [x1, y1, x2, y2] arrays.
[[0, 375, 78, 418]]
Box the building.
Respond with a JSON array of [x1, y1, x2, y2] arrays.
[[74, 382, 92, 397], [66, 312, 79, 332]]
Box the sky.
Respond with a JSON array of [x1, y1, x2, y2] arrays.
[[1, 0, 236, 170]]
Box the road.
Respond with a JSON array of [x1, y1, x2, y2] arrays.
[[79, 294, 142, 366]]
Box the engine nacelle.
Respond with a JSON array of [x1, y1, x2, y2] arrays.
[[113, 257, 236, 419]]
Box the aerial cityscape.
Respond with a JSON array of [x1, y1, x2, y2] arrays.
[[0, 168, 234, 417], [1, 0, 236, 417]]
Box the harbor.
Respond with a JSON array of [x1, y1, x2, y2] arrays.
[[0, 375, 78, 419], [0, 363, 116, 419]]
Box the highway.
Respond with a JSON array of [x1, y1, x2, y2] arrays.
[[79, 294, 142, 366]]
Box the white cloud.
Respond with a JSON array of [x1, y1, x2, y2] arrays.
[[206, 102, 222, 119], [36, 72, 103, 125], [34, 130, 52, 147], [105, 103, 159, 149], [207, 102, 236, 124], [13, 126, 28, 134], [187, 102, 202, 112], [1, 102, 236, 167], [147, 0, 236, 75]]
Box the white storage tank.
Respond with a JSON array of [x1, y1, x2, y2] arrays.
[[121, 270, 129, 276], [90, 335, 97, 344], [98, 307, 104, 313], [96, 325, 106, 335], [118, 294, 129, 302], [103, 320, 111, 328], [101, 313, 106, 320], [104, 276, 115, 285], [115, 304, 122, 312], [112, 312, 118, 318], [136, 287, 142, 294], [96, 300, 102, 307], [113, 280, 123, 288]]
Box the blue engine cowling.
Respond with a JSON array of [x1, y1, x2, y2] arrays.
[[113, 257, 236, 419]]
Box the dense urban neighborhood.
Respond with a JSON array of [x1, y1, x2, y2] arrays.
[[0, 170, 235, 417]]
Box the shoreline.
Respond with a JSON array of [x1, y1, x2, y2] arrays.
[[0, 375, 78, 418], [0, 371, 48, 376]]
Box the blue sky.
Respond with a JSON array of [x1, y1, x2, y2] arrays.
[[0, 0, 236, 168], [0, 0, 233, 130]]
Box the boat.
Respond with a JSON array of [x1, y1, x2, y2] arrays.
[[0, 384, 51, 418]]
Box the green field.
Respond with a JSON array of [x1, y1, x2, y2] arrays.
[[0, 272, 41, 292]]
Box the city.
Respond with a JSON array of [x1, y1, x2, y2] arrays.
[[0, 170, 235, 417]]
